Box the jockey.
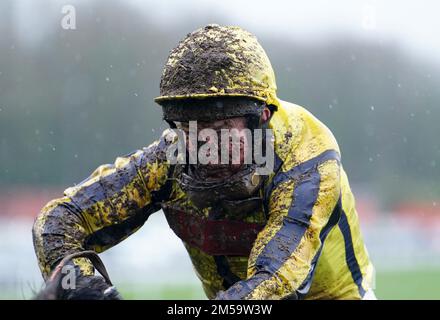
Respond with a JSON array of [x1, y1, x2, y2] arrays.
[[33, 24, 375, 300]]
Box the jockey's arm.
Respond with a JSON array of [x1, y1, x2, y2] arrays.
[[215, 151, 341, 300], [32, 130, 175, 279]]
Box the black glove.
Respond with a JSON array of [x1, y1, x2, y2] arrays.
[[35, 250, 122, 300], [61, 274, 122, 300], [36, 269, 123, 300]]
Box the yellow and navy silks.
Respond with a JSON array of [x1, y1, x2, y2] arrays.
[[33, 100, 375, 300]]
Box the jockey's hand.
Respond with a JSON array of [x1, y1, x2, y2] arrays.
[[35, 273, 122, 300], [62, 275, 123, 300]]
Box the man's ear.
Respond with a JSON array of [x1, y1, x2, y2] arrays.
[[261, 107, 271, 123]]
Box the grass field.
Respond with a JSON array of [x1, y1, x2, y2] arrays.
[[118, 268, 440, 300], [374, 269, 440, 300], [2, 268, 439, 299]]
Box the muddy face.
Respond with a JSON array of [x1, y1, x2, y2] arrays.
[[174, 117, 250, 181]]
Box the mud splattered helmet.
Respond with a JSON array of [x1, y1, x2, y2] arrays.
[[155, 24, 280, 123], [155, 25, 277, 209]]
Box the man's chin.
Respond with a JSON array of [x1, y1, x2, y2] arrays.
[[193, 164, 243, 181]]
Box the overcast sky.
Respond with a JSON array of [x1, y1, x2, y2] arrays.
[[128, 0, 440, 64], [8, 0, 440, 65]]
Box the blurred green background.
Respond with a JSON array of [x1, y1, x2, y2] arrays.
[[1, 0, 440, 300], [1, 1, 440, 203], [118, 269, 440, 300]]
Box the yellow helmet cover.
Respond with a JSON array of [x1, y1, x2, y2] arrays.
[[155, 24, 280, 109]]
